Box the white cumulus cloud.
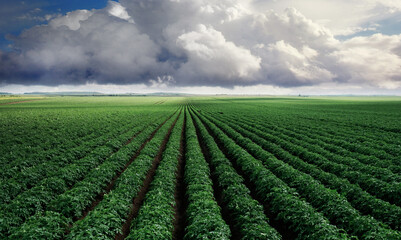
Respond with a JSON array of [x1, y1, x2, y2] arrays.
[[1, 0, 401, 92], [107, 1, 134, 23], [176, 24, 261, 84], [49, 10, 93, 31]]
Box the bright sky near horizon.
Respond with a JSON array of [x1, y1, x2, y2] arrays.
[[1, 0, 401, 95]]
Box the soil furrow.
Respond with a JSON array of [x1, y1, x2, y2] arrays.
[[114, 110, 182, 240], [124, 128, 144, 145], [75, 110, 178, 222], [191, 107, 297, 240], [172, 109, 187, 240], [1, 121, 143, 206], [66, 127, 146, 194], [189, 111, 240, 240]]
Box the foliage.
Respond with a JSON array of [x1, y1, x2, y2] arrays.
[[2, 96, 401, 239]]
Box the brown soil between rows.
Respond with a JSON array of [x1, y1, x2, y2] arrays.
[[64, 126, 146, 194], [190, 110, 241, 240], [172, 110, 187, 240], [114, 110, 182, 240], [74, 110, 179, 222], [192, 108, 297, 240]]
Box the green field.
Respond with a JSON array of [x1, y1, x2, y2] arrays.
[[1, 96, 401, 240]]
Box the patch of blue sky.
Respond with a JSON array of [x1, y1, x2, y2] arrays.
[[0, 0, 110, 51], [44, 0, 109, 13], [378, 17, 401, 36], [336, 30, 378, 41], [336, 16, 401, 41]]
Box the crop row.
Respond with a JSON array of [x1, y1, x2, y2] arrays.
[[210, 112, 401, 231], [258, 109, 401, 156], [264, 120, 401, 176], [294, 105, 401, 134], [0, 109, 135, 168], [127, 109, 185, 239], [214, 113, 401, 198], [282, 119, 400, 167], [1, 127, 101, 179], [189, 107, 349, 240], [191, 110, 281, 239], [303, 110, 401, 135], [183, 109, 231, 239], [272, 112, 401, 160], [202, 101, 401, 176], [208, 109, 401, 206], [197, 109, 401, 239], [9, 117, 166, 239], [64, 110, 180, 239], [0, 113, 138, 178], [195, 100, 401, 158], [0, 115, 154, 205], [1, 112, 174, 239], [286, 119, 401, 160], [227, 115, 401, 207], [222, 110, 401, 177]]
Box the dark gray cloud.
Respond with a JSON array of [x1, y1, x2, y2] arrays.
[[1, 0, 401, 90]]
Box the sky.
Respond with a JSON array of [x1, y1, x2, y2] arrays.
[[1, 0, 401, 95]]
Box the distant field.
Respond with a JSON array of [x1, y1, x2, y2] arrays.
[[0, 96, 45, 105], [1, 96, 401, 239]]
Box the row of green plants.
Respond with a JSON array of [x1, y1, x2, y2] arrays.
[[235, 117, 401, 207], [190, 107, 349, 240], [276, 113, 400, 161], [293, 104, 401, 134], [0, 113, 172, 238], [194, 99, 401, 159], [0, 132, 131, 238], [218, 113, 401, 188], [257, 106, 401, 151], [200, 110, 401, 239], [0, 114, 134, 178], [64, 111, 180, 239], [197, 102, 401, 190], [0, 118, 146, 205], [48, 124, 158, 219], [0, 128, 98, 178], [191, 110, 281, 239], [204, 107, 401, 206], [283, 117, 401, 160], [225, 110, 401, 179], [9, 112, 178, 240], [281, 118, 401, 167], [127, 111, 185, 239], [309, 110, 400, 140], [0, 108, 134, 169], [212, 113, 401, 231], [287, 124, 401, 182], [183, 110, 231, 240], [264, 120, 401, 176]]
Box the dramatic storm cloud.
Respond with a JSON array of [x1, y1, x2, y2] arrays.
[[1, 0, 401, 91]]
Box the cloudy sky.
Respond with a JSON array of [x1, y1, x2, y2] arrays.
[[1, 0, 401, 95]]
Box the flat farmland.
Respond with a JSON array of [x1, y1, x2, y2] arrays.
[[1, 96, 401, 240]]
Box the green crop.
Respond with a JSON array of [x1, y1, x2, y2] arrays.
[[1, 96, 401, 239]]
